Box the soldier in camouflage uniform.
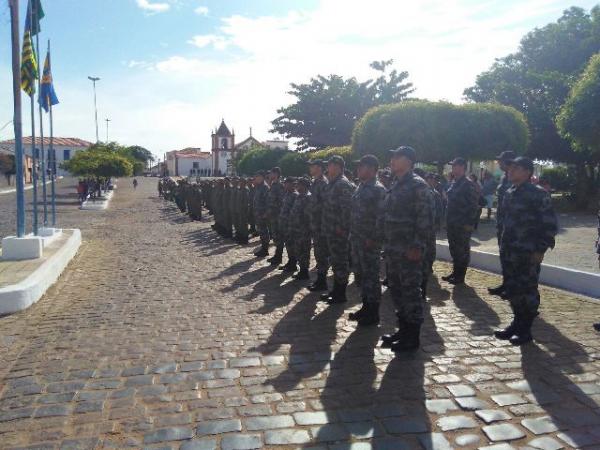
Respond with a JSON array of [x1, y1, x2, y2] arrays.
[[253, 171, 270, 257], [278, 177, 298, 273], [441, 157, 480, 285], [348, 155, 386, 326], [230, 178, 240, 241], [222, 178, 233, 238], [174, 180, 187, 213], [248, 181, 257, 236], [289, 177, 312, 280], [188, 183, 202, 221], [414, 169, 438, 300], [379, 146, 434, 352], [267, 167, 285, 265], [236, 178, 250, 244], [307, 160, 329, 291], [212, 180, 224, 235], [494, 157, 557, 346], [488, 151, 516, 296], [320, 155, 355, 304]]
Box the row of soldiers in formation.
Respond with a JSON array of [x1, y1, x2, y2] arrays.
[[159, 147, 558, 352]]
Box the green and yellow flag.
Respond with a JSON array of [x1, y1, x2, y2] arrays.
[[21, 27, 38, 97]]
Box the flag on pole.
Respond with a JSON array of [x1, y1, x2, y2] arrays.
[[39, 51, 59, 112], [20, 19, 38, 96], [25, 0, 45, 36]]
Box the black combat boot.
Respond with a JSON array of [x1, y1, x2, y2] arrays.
[[509, 312, 536, 346], [320, 280, 337, 301], [309, 273, 328, 291], [391, 322, 421, 352], [488, 284, 506, 296], [357, 303, 379, 327], [268, 246, 284, 266], [326, 282, 348, 305], [421, 277, 429, 301], [441, 272, 455, 282], [254, 246, 269, 258], [279, 258, 297, 273], [447, 267, 466, 285], [381, 316, 405, 348], [292, 265, 309, 280], [494, 303, 517, 340]]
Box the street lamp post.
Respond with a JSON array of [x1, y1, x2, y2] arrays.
[[88, 76, 100, 142], [105, 118, 111, 142]]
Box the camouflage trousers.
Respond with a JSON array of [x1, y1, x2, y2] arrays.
[[423, 233, 436, 278], [269, 218, 281, 246], [386, 252, 424, 324], [312, 232, 329, 276], [256, 219, 269, 249], [326, 235, 350, 285], [351, 239, 381, 304], [223, 209, 232, 234], [236, 216, 248, 240], [503, 248, 542, 316], [294, 233, 311, 268], [497, 229, 507, 283], [447, 224, 472, 271]]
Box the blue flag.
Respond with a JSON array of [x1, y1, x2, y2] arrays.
[[39, 50, 59, 113]]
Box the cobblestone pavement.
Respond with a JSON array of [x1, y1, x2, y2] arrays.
[[0, 177, 599, 449]]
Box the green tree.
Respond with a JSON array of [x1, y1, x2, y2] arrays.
[[309, 145, 353, 162], [272, 61, 414, 150], [464, 6, 600, 205], [278, 152, 308, 176], [236, 146, 288, 176], [61, 148, 133, 180], [352, 100, 528, 171], [557, 53, 600, 155]]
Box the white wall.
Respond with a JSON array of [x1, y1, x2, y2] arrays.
[[178, 157, 212, 177], [213, 150, 232, 176], [21, 145, 86, 177]]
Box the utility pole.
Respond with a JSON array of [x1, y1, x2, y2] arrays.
[[105, 118, 111, 142], [88, 76, 100, 142], [8, 0, 25, 237]]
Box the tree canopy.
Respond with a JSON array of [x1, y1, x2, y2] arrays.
[[271, 60, 414, 150], [557, 53, 600, 155], [236, 146, 288, 176], [464, 6, 600, 163], [61, 144, 133, 179], [352, 100, 528, 166]]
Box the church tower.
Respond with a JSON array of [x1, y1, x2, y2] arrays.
[[211, 119, 235, 176]]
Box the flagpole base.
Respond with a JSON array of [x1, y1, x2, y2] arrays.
[[1, 235, 43, 260]]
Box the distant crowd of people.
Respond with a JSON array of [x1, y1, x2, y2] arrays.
[[159, 147, 568, 351]]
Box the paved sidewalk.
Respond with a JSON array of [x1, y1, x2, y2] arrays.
[[0, 178, 599, 449]]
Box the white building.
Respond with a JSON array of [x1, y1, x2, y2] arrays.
[[263, 139, 289, 150], [0, 137, 92, 178], [166, 148, 212, 177]]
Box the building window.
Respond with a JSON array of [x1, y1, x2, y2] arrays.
[[63, 149, 71, 160], [193, 162, 199, 169], [221, 138, 228, 150]]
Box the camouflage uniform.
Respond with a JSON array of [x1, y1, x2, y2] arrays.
[[289, 191, 312, 269], [236, 185, 250, 243], [248, 184, 256, 233], [230, 182, 239, 239], [322, 174, 354, 285], [446, 175, 479, 279], [350, 178, 386, 304], [268, 180, 285, 246], [279, 189, 298, 261], [222, 182, 233, 237], [423, 185, 440, 283], [380, 171, 433, 324], [496, 173, 512, 282], [253, 182, 270, 250], [501, 182, 557, 316], [310, 175, 329, 275]]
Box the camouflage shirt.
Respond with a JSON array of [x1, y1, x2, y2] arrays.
[[379, 170, 433, 253], [309, 175, 328, 234], [321, 174, 355, 238], [496, 173, 511, 229], [268, 180, 285, 219], [279, 191, 297, 235], [253, 183, 269, 220], [446, 176, 480, 227], [350, 177, 386, 243], [501, 181, 558, 254], [290, 192, 311, 238]]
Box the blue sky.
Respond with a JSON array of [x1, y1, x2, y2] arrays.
[[0, 0, 598, 158]]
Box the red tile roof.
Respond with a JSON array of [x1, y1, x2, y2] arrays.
[[0, 137, 93, 147]]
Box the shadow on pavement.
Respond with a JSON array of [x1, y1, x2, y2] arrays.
[[451, 283, 500, 336], [521, 318, 600, 447]]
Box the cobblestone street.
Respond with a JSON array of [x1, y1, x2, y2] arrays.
[[0, 177, 599, 449]]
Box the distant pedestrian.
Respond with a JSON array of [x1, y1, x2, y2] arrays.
[[133, 178, 138, 190], [494, 157, 558, 345], [481, 171, 497, 220], [442, 158, 480, 285]]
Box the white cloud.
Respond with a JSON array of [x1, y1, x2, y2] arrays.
[[187, 34, 228, 50], [135, 0, 170, 13], [194, 5, 209, 16]]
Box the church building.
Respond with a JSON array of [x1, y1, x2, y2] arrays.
[[211, 120, 235, 176]]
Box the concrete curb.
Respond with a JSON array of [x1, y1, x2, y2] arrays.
[[80, 190, 114, 211], [436, 242, 600, 300], [0, 177, 64, 196], [0, 229, 82, 315]]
